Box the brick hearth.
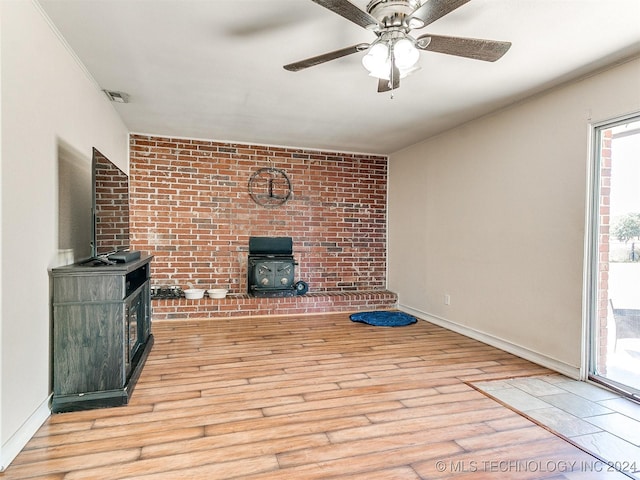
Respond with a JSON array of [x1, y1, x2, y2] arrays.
[[151, 290, 397, 320]]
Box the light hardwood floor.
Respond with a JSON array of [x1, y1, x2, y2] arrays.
[[2, 313, 627, 479]]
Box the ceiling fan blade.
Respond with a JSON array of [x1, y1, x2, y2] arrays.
[[284, 43, 369, 72], [311, 0, 379, 29], [409, 0, 471, 28], [416, 34, 511, 62], [377, 76, 400, 93], [377, 78, 391, 92]]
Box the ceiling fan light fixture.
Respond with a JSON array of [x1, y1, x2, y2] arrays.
[[400, 63, 421, 77], [367, 61, 392, 79], [393, 37, 419, 69], [363, 36, 420, 80], [362, 42, 390, 74]]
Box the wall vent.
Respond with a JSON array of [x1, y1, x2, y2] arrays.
[[103, 90, 129, 103]]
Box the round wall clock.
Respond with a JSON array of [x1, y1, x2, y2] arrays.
[[248, 167, 292, 208]]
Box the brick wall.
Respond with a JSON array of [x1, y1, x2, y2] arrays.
[[596, 130, 612, 374], [129, 134, 388, 296]]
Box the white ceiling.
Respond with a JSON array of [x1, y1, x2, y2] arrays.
[[38, 0, 640, 154]]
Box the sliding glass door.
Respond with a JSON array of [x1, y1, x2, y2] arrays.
[[588, 114, 640, 399]]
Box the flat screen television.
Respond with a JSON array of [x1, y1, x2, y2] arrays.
[[91, 147, 131, 258]]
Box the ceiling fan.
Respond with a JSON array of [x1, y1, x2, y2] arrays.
[[284, 0, 512, 93]]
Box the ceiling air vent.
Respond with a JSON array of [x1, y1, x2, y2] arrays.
[[103, 90, 130, 103]]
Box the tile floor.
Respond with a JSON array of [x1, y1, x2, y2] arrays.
[[472, 374, 640, 479]]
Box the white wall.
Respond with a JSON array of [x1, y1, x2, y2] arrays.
[[0, 0, 129, 469], [389, 56, 640, 376]]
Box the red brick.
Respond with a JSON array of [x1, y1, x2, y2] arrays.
[[129, 134, 390, 317]]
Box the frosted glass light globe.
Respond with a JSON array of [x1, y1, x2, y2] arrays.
[[362, 42, 390, 74], [393, 38, 419, 70]]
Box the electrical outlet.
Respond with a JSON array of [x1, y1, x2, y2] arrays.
[[444, 294, 451, 305]]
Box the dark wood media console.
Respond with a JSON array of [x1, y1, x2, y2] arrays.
[[51, 255, 153, 413]]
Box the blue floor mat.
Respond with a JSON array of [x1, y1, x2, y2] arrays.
[[350, 311, 417, 327]]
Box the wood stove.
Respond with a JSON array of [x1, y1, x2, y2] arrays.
[[247, 236, 297, 297]]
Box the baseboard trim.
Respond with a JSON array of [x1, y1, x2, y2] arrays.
[[1, 394, 51, 472], [399, 304, 580, 380]]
